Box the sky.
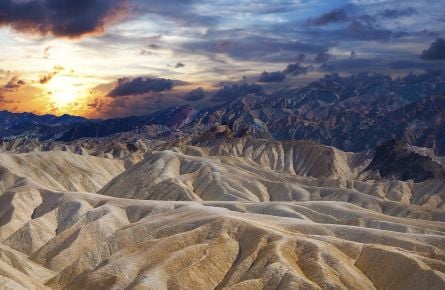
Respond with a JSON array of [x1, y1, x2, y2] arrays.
[[0, 0, 444, 118]]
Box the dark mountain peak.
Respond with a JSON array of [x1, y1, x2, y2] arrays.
[[190, 125, 237, 146], [0, 110, 89, 140], [149, 104, 197, 130], [364, 139, 445, 182]]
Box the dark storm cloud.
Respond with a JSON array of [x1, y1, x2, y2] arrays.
[[379, 7, 416, 19], [421, 38, 445, 60], [0, 0, 128, 38], [306, 9, 349, 26], [108, 77, 174, 97], [184, 87, 205, 101], [283, 63, 309, 76], [304, 7, 400, 43], [258, 71, 286, 83], [4, 76, 25, 91], [211, 83, 263, 102]]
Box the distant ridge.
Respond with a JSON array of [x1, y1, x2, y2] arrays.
[[1, 70, 444, 154]]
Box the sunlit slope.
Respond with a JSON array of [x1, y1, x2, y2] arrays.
[[0, 138, 444, 289], [1, 190, 444, 289], [0, 151, 125, 195], [100, 142, 445, 213]]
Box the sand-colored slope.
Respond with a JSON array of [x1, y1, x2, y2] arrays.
[[168, 135, 371, 179], [1, 137, 155, 159], [0, 243, 54, 289], [0, 151, 125, 195], [0, 140, 444, 289], [0, 189, 444, 289], [99, 148, 445, 215]]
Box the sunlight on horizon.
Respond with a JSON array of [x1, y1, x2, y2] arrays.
[[46, 75, 82, 107]]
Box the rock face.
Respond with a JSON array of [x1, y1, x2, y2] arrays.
[[0, 135, 444, 289], [2, 71, 445, 154], [0, 151, 125, 194], [364, 140, 445, 182], [56, 105, 196, 141]]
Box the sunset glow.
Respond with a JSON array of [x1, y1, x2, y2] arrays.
[[0, 0, 444, 118], [47, 76, 81, 107]]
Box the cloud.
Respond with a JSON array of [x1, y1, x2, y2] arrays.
[[257, 62, 310, 82], [147, 33, 163, 42], [304, 6, 398, 43], [320, 58, 380, 73], [38, 66, 64, 84], [175, 62, 185, 68], [350, 50, 357, 59], [4, 76, 25, 91], [184, 87, 205, 101], [283, 63, 309, 76], [315, 51, 331, 64], [183, 35, 330, 63], [306, 9, 349, 26], [379, 7, 416, 18], [108, 77, 174, 97], [212, 83, 263, 101], [420, 38, 445, 60], [109, 98, 128, 108], [54, 65, 64, 72], [345, 19, 393, 41], [0, 0, 129, 38], [388, 60, 443, 70], [317, 56, 443, 74], [87, 98, 103, 109], [0, 94, 14, 104], [2, 0, 443, 108], [39, 73, 55, 84], [296, 53, 306, 62], [258, 71, 286, 83], [43, 46, 51, 59], [149, 44, 161, 50], [140, 49, 153, 56]]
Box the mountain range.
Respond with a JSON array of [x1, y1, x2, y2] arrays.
[[1, 70, 445, 154]]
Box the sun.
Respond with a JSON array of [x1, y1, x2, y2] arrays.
[[47, 76, 81, 107]]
